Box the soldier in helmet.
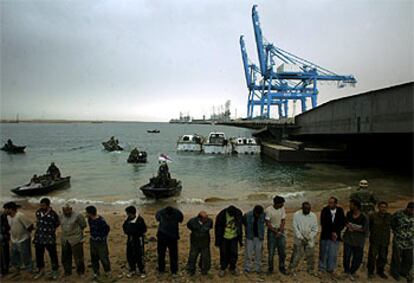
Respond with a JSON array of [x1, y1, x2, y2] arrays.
[[349, 180, 377, 215]]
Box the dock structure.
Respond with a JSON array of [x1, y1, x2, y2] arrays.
[[220, 82, 414, 167]]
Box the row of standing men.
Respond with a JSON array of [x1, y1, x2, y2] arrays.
[[0, 188, 413, 282]]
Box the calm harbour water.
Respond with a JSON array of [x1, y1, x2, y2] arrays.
[[0, 122, 412, 210]]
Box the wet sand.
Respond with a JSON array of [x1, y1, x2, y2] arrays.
[[2, 198, 413, 283]]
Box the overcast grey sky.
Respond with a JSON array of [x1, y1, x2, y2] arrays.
[[1, 0, 413, 121]]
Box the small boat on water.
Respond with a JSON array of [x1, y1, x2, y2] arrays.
[[147, 129, 160, 133], [139, 162, 181, 199], [127, 149, 147, 163], [202, 132, 231, 154], [11, 176, 71, 196], [102, 136, 123, 151], [231, 137, 261, 154], [139, 178, 182, 199], [102, 141, 123, 151], [176, 134, 203, 152], [1, 145, 26, 154]]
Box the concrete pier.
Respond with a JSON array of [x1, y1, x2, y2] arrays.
[[222, 82, 414, 167], [261, 142, 348, 163]]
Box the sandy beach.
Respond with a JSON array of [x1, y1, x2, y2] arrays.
[[1, 197, 412, 283]]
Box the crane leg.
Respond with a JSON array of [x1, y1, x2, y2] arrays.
[[267, 95, 271, 119], [284, 100, 288, 118], [247, 90, 253, 118], [277, 103, 282, 119], [311, 94, 317, 108], [301, 98, 307, 112], [260, 97, 265, 118]]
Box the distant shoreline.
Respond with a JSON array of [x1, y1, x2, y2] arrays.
[[0, 119, 167, 124]]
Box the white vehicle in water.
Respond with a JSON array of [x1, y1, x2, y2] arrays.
[[176, 134, 203, 152], [231, 137, 261, 154], [202, 132, 231, 154]]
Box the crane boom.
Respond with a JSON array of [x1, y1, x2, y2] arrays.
[[241, 5, 357, 119]]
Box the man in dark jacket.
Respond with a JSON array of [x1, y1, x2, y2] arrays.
[[186, 211, 213, 276], [343, 199, 369, 281], [243, 205, 265, 273], [33, 198, 60, 280], [319, 197, 345, 275], [156, 206, 183, 275], [368, 201, 391, 279], [86, 205, 111, 280], [0, 206, 11, 276], [46, 162, 61, 180], [123, 206, 147, 278], [215, 205, 243, 277]]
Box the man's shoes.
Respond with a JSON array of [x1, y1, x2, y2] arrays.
[[126, 271, 135, 278], [266, 270, 273, 276], [349, 273, 357, 281], [9, 270, 21, 279], [187, 271, 195, 276], [140, 272, 147, 278], [50, 270, 59, 280], [328, 272, 338, 281], [279, 268, 287, 275], [91, 273, 99, 282], [285, 268, 294, 276], [377, 272, 388, 279], [231, 269, 240, 276], [219, 270, 225, 277], [391, 273, 400, 281], [308, 270, 319, 277], [33, 270, 45, 280]]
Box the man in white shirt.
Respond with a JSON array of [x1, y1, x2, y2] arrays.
[[265, 196, 287, 275], [288, 202, 318, 276], [4, 202, 34, 275]]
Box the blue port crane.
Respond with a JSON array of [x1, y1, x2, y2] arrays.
[[242, 5, 357, 119], [240, 35, 288, 118]]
